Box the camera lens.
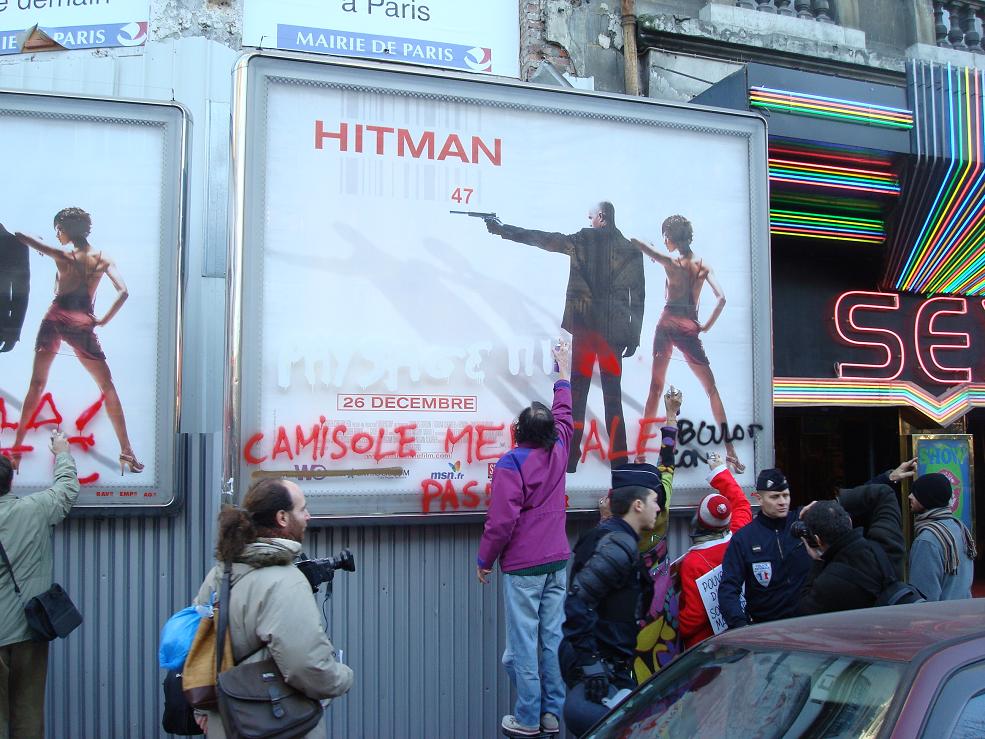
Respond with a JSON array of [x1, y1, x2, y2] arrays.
[[790, 520, 809, 539]]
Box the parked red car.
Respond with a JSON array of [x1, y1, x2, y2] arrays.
[[585, 599, 985, 738]]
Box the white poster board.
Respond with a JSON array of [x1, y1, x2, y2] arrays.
[[0, 92, 185, 512], [695, 564, 746, 635], [0, 0, 149, 54], [243, 0, 520, 77], [230, 56, 773, 518]]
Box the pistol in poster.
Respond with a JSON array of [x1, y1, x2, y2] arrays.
[[449, 210, 497, 220]]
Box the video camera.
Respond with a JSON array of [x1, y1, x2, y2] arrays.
[[296, 549, 356, 595]]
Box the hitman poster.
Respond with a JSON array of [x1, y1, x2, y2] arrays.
[[0, 92, 183, 510], [232, 56, 772, 517]]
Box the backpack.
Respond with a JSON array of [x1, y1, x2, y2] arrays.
[[874, 580, 925, 607], [861, 540, 926, 607]]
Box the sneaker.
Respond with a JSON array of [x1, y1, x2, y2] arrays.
[[540, 712, 560, 734], [501, 714, 540, 737]]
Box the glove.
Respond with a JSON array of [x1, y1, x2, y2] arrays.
[[484, 216, 504, 235], [622, 345, 637, 359], [581, 660, 610, 704]]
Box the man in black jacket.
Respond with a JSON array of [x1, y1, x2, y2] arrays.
[[795, 500, 897, 616], [558, 463, 666, 736], [0, 223, 30, 353], [836, 483, 905, 580], [485, 203, 645, 472]]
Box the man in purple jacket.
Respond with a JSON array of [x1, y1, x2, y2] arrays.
[[476, 338, 573, 738]]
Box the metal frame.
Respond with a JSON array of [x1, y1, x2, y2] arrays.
[[0, 89, 189, 514], [226, 51, 773, 521]]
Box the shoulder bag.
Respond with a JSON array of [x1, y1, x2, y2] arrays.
[[214, 561, 324, 738], [0, 536, 82, 641], [182, 580, 236, 709]]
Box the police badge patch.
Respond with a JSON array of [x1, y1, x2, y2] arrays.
[[752, 562, 772, 587]]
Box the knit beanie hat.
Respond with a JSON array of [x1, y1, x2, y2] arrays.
[[912, 472, 952, 510], [696, 493, 732, 530]]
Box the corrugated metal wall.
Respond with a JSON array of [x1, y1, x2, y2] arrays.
[[1, 39, 695, 738], [0, 38, 236, 738]]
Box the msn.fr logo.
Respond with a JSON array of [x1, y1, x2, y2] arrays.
[[431, 461, 464, 480]]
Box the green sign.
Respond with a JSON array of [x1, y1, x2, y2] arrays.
[[913, 434, 975, 536]]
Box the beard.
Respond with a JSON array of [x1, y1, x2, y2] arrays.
[[283, 516, 307, 543]]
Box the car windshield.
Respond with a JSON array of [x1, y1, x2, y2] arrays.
[[588, 644, 906, 739]]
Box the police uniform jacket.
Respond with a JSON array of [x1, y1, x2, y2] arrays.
[[718, 510, 811, 628]]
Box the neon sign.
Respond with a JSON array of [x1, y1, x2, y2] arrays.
[[749, 86, 914, 129], [833, 291, 975, 384]]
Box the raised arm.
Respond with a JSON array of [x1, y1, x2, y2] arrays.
[[699, 267, 726, 333], [551, 339, 574, 448], [15, 232, 68, 261], [706, 452, 753, 531], [485, 218, 577, 255], [630, 237, 673, 266], [95, 258, 129, 326]]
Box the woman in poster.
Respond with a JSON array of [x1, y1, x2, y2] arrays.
[[11, 207, 143, 474], [632, 215, 744, 474]]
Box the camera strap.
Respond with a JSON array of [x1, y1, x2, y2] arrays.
[[0, 537, 28, 608], [217, 561, 233, 677], [215, 562, 266, 671]]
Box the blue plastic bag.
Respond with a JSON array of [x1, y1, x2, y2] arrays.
[[158, 605, 203, 670]]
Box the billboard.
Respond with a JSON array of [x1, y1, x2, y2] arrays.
[[229, 55, 772, 518], [0, 91, 186, 512], [242, 0, 519, 77], [0, 0, 148, 55]]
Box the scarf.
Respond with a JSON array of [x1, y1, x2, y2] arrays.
[[914, 508, 977, 575]]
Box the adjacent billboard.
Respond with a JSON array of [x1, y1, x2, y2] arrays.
[[242, 0, 520, 77], [229, 54, 772, 518], [0, 0, 149, 55], [0, 91, 186, 512]]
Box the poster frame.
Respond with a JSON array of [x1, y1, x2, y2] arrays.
[[226, 51, 773, 522], [0, 89, 189, 516]]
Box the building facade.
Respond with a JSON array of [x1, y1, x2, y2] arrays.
[[0, 1, 981, 736]]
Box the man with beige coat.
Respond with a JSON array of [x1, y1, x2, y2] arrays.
[[193, 478, 353, 736], [0, 429, 79, 739]]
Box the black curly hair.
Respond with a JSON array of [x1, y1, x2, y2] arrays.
[[53, 207, 92, 242]]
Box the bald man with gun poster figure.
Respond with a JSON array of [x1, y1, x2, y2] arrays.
[[456, 203, 644, 473]]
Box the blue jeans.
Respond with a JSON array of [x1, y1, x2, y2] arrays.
[[502, 569, 568, 727]]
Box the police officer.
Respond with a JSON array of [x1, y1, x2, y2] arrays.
[[718, 468, 811, 628]]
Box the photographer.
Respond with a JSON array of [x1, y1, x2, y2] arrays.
[[836, 482, 905, 580], [795, 501, 898, 616], [192, 478, 352, 737]]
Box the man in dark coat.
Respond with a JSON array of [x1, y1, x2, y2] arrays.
[[837, 483, 905, 580], [795, 500, 897, 616], [485, 202, 645, 472], [0, 223, 30, 353], [558, 462, 668, 736]]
